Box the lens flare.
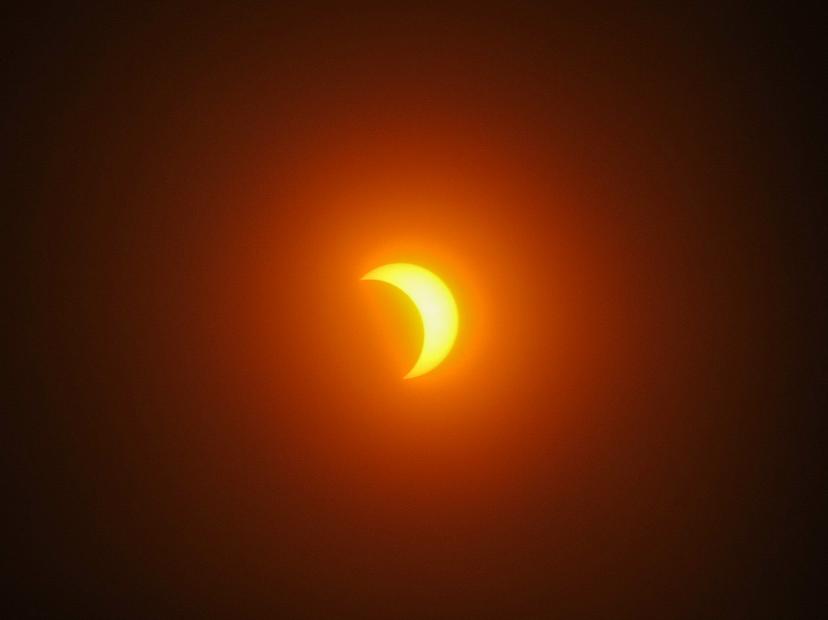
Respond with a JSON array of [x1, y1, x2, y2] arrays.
[[362, 263, 459, 379]]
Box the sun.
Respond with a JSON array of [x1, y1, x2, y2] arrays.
[[361, 263, 459, 379]]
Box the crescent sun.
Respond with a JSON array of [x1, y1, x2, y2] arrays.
[[361, 263, 459, 379]]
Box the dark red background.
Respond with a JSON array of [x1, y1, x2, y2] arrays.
[[8, 4, 823, 618]]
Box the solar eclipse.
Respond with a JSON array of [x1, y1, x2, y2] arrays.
[[361, 263, 458, 379]]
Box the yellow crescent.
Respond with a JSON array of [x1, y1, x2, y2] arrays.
[[361, 263, 458, 379]]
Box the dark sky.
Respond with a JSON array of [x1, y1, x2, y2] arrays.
[[7, 4, 824, 618]]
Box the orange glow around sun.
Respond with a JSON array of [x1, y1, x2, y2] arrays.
[[19, 6, 793, 615]]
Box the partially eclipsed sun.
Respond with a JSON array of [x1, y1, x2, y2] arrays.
[[361, 263, 458, 379]]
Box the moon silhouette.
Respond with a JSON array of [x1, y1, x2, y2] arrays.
[[361, 263, 458, 379]]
